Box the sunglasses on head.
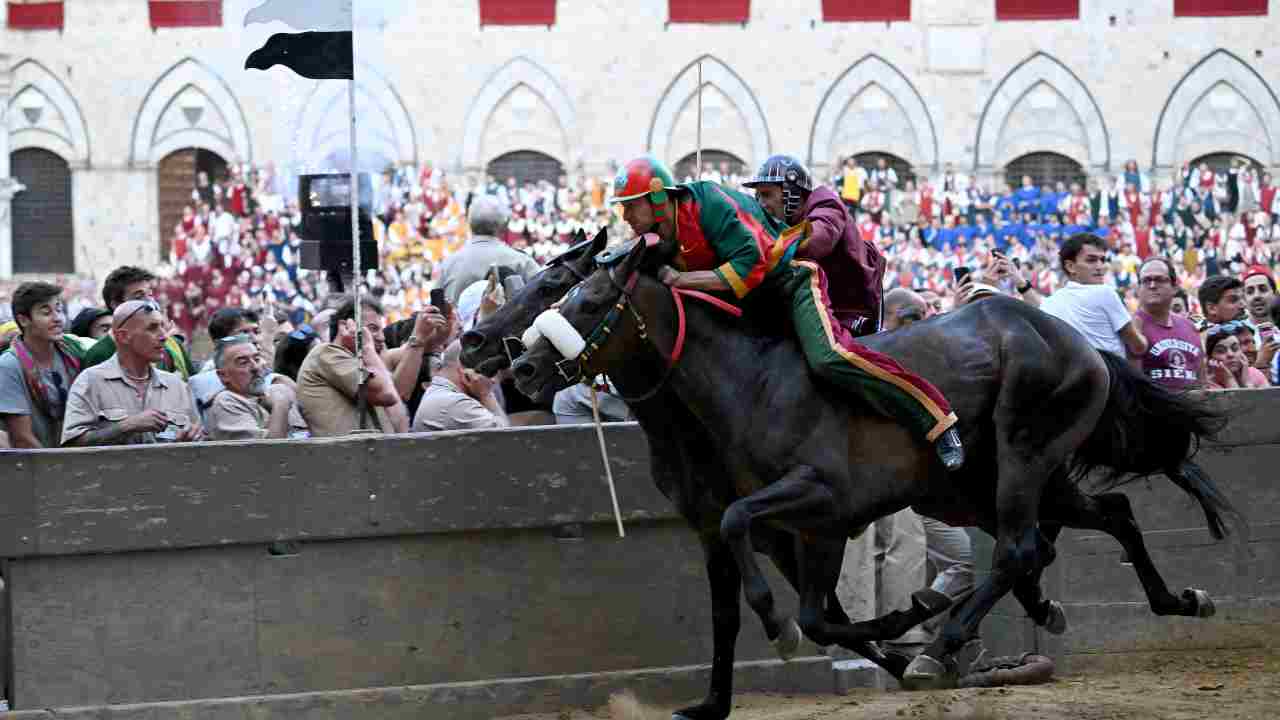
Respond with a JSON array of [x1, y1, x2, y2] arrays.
[[1205, 321, 1248, 342], [118, 299, 162, 327]]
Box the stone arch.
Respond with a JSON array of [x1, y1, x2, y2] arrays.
[[1152, 49, 1280, 172], [975, 52, 1110, 174], [293, 64, 420, 173], [459, 57, 576, 170], [129, 57, 252, 167], [648, 55, 770, 171], [809, 54, 938, 173], [7, 59, 91, 167]]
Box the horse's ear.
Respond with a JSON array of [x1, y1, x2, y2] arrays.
[[572, 228, 586, 245], [590, 226, 608, 254]]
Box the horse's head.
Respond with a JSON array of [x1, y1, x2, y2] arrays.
[[459, 227, 607, 376], [511, 235, 664, 401]]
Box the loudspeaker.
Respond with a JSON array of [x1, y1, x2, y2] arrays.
[[297, 173, 378, 276]]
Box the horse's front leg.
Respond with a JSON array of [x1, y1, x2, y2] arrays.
[[720, 465, 837, 660], [674, 535, 742, 720]]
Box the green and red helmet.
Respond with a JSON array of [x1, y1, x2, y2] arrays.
[[611, 155, 677, 206]]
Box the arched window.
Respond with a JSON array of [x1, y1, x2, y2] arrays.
[[853, 151, 915, 189], [674, 149, 748, 183], [486, 150, 564, 187], [1004, 152, 1086, 191], [1188, 152, 1263, 176], [10, 148, 75, 273], [157, 148, 228, 260]]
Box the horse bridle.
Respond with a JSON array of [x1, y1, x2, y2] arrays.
[[553, 244, 741, 404], [499, 260, 590, 367]]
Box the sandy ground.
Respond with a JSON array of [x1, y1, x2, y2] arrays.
[[502, 646, 1280, 720]]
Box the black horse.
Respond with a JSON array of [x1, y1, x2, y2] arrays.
[[507, 242, 1235, 718], [461, 233, 961, 715]]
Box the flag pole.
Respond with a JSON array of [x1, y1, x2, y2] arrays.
[[696, 60, 703, 179], [348, 3, 368, 426]]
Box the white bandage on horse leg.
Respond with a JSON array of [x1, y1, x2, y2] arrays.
[[533, 310, 587, 360]]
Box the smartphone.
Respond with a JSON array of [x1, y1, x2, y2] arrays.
[[954, 266, 972, 285], [429, 288, 450, 317]]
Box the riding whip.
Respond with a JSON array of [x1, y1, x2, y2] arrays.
[[591, 385, 626, 538]]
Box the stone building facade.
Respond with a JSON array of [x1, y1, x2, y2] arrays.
[[2, 0, 1279, 278]]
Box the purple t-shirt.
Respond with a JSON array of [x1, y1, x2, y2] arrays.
[[1135, 310, 1202, 390]]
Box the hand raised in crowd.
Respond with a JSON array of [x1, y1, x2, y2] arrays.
[[260, 382, 295, 411], [460, 368, 496, 401], [413, 306, 449, 352], [121, 409, 170, 435], [1208, 358, 1239, 389], [1255, 323, 1280, 370], [988, 252, 1024, 289]]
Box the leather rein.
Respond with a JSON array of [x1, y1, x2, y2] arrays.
[[560, 261, 742, 403]]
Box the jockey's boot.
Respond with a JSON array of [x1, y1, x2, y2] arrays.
[[935, 427, 965, 470]]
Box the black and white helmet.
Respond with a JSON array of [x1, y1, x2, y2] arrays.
[[743, 155, 813, 224]]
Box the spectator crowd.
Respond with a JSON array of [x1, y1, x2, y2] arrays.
[[1, 152, 1278, 451]]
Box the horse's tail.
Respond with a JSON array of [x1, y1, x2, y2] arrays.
[[1072, 350, 1237, 540]]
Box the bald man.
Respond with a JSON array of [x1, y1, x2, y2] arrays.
[[883, 288, 928, 331], [62, 300, 203, 446], [437, 194, 541, 305]]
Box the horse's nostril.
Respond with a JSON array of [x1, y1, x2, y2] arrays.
[[461, 330, 485, 350], [513, 360, 535, 379]]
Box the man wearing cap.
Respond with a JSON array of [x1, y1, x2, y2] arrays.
[[1241, 266, 1280, 371], [612, 154, 964, 469]]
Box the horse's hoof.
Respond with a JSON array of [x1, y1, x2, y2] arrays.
[[1044, 600, 1068, 635], [771, 617, 802, 662], [1183, 588, 1215, 618], [901, 653, 958, 690]]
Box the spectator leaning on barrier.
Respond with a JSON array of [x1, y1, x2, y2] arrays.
[[1133, 257, 1204, 391], [437, 195, 541, 306], [81, 266, 194, 379], [1204, 321, 1269, 390], [296, 297, 403, 437], [1039, 233, 1147, 364], [412, 340, 508, 432], [62, 300, 203, 446], [0, 282, 84, 448], [205, 334, 296, 441]]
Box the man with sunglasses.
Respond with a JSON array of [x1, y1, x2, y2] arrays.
[[79, 266, 194, 379], [1133, 257, 1204, 390], [62, 300, 203, 446], [0, 282, 85, 447]]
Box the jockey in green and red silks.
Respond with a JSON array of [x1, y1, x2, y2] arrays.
[[612, 155, 965, 470]]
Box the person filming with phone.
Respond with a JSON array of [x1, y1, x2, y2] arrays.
[[296, 296, 403, 437], [411, 340, 508, 432]]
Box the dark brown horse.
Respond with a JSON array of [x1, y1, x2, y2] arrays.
[[461, 232, 961, 717], [507, 241, 1234, 719]]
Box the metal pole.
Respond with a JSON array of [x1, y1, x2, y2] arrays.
[[349, 16, 368, 424], [696, 60, 703, 179]]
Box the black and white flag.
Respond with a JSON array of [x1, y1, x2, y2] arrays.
[[243, 0, 353, 79]]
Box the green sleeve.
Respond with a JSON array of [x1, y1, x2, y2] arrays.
[[694, 183, 774, 299]]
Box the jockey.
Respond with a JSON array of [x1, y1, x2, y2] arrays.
[[743, 154, 885, 337], [612, 154, 964, 470]]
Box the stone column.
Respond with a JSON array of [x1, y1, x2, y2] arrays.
[[0, 52, 17, 278]]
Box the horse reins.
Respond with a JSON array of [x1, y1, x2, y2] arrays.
[[566, 262, 742, 403]]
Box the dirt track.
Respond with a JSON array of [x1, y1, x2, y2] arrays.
[[505, 646, 1280, 720]]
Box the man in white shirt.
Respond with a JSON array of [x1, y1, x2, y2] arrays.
[[1040, 233, 1147, 363]]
